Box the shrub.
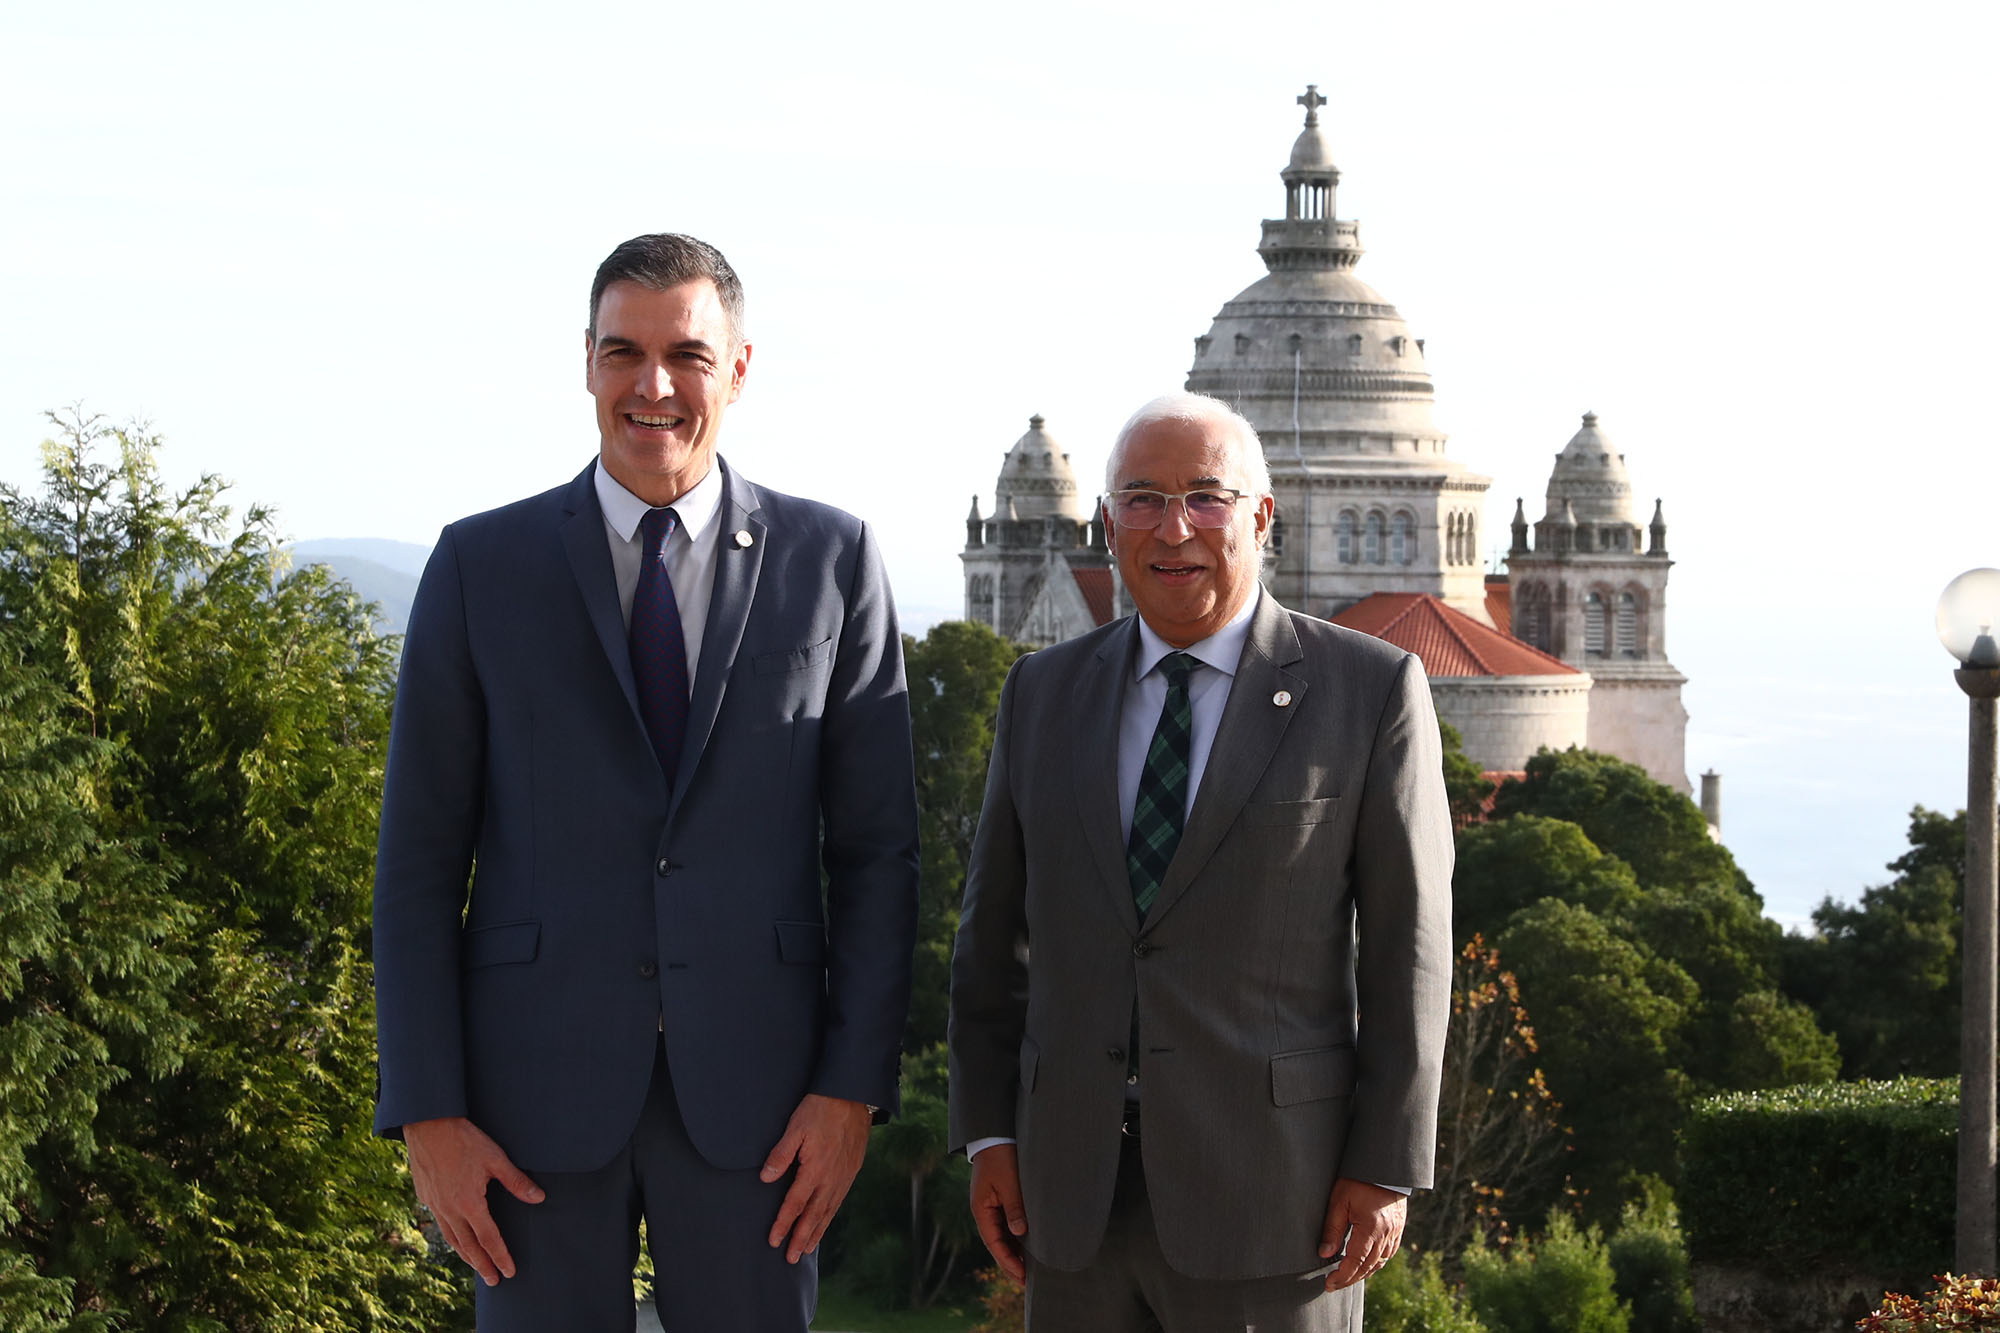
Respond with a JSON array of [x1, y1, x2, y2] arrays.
[[968, 1266, 1024, 1333], [1607, 1179, 1696, 1333], [1464, 1212, 1630, 1333], [1856, 1274, 2000, 1330], [1367, 1248, 1488, 1332], [1680, 1078, 1954, 1273]]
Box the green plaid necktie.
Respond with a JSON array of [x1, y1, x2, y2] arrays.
[[1127, 651, 1197, 922]]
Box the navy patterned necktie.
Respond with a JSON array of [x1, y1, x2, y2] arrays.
[[630, 507, 690, 790], [1127, 651, 1198, 922]]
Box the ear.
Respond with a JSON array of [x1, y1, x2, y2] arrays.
[[1251, 493, 1276, 546], [583, 329, 596, 392], [727, 340, 754, 404]]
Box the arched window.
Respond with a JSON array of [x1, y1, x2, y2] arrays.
[[1336, 510, 1357, 564], [969, 575, 994, 626], [1616, 591, 1640, 657], [1270, 512, 1286, 557], [1364, 511, 1385, 565], [1392, 511, 1415, 566], [1584, 592, 1607, 657], [1518, 583, 1548, 651]]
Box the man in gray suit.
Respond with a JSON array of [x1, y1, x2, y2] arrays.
[[947, 392, 1452, 1330], [373, 234, 918, 1330]]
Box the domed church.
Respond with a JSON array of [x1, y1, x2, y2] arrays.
[[959, 87, 1689, 792]]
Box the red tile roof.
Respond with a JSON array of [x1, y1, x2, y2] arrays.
[[1484, 576, 1512, 635], [1330, 593, 1580, 678], [1073, 567, 1114, 626]]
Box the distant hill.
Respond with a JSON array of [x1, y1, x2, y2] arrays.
[[286, 540, 431, 638]]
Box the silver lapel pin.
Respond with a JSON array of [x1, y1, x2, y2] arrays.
[[1272, 690, 1293, 708], [733, 529, 754, 549]]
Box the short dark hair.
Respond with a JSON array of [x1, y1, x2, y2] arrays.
[[588, 234, 745, 346]]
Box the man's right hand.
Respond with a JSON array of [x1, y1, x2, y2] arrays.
[[968, 1143, 1028, 1282], [403, 1116, 545, 1287]]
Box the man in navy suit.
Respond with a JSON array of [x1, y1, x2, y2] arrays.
[[372, 233, 919, 1330]]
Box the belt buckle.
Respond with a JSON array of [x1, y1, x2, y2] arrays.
[[1120, 1114, 1141, 1140]]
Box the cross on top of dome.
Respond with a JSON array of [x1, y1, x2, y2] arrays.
[[1297, 84, 1327, 128]]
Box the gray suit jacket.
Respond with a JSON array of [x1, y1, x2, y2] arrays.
[[373, 459, 919, 1176], [947, 593, 1452, 1280]]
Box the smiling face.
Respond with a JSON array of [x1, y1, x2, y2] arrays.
[[1105, 415, 1274, 648], [585, 278, 750, 505]]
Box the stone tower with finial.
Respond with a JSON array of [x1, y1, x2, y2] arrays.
[[1505, 411, 1688, 792], [1185, 85, 1493, 621], [961, 415, 1114, 646]]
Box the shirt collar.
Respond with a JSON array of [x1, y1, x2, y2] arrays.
[[1133, 584, 1261, 682], [594, 457, 725, 545]]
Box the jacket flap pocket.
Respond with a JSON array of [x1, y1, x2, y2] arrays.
[[461, 920, 540, 971], [753, 637, 835, 676], [1270, 1044, 1356, 1106], [775, 919, 827, 965], [1019, 1035, 1040, 1092], [1240, 796, 1340, 827]]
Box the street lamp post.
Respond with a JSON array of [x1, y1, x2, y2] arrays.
[[1938, 567, 2000, 1276]]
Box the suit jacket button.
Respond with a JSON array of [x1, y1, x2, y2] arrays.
[[1132, 941, 1152, 958], [655, 858, 673, 877], [1107, 1047, 1125, 1063], [639, 961, 659, 979]]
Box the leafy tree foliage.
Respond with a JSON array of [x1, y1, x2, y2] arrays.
[[1453, 816, 1641, 946], [1368, 1248, 1491, 1332], [0, 415, 458, 1329], [1413, 939, 1568, 1258], [1606, 1179, 1698, 1333], [1781, 807, 1964, 1078], [901, 620, 1024, 1058], [1492, 749, 1751, 901]]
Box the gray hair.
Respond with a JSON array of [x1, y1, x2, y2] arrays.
[[1103, 393, 1271, 496], [589, 233, 746, 348]]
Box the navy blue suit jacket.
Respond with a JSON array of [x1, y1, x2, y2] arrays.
[[372, 458, 919, 1175]]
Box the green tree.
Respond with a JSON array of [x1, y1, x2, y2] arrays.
[[1496, 900, 1695, 1203], [1781, 807, 1964, 1078], [901, 620, 1024, 1057], [1464, 1213, 1631, 1333], [0, 415, 459, 1329], [1493, 750, 1751, 901], [1452, 815, 1641, 947]]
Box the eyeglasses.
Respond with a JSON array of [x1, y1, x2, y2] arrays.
[[1104, 488, 1252, 530]]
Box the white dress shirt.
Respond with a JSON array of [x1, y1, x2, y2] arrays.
[[594, 459, 725, 677]]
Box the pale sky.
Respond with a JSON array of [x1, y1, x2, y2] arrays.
[[4, 0, 1995, 928]]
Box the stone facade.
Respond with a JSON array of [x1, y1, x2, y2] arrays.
[[960, 415, 1116, 647], [1184, 86, 1492, 623], [1430, 674, 1593, 774], [1506, 412, 1689, 792]]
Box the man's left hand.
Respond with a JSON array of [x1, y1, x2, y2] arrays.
[[1319, 1178, 1406, 1290], [761, 1093, 872, 1264]]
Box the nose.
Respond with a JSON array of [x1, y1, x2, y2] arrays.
[[638, 360, 672, 400], [1155, 495, 1197, 543]]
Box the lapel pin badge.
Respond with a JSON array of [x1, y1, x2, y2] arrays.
[[733, 529, 754, 549], [1272, 690, 1293, 708]]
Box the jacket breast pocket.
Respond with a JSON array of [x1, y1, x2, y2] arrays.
[[753, 637, 834, 676], [461, 920, 540, 971], [1270, 1044, 1356, 1106], [1239, 796, 1340, 827]]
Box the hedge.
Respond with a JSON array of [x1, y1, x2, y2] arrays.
[[1680, 1077, 1956, 1273]]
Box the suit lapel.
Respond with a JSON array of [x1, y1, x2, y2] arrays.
[[558, 462, 647, 731], [1073, 620, 1141, 936], [671, 458, 765, 817], [1144, 594, 1307, 929]]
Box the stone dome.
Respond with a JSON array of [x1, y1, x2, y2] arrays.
[[1544, 412, 1640, 525], [1289, 123, 1337, 172], [994, 414, 1090, 521]]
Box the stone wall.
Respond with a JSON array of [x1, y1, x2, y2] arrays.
[[1431, 674, 1592, 773], [1585, 675, 1691, 794], [1692, 1263, 1919, 1333]]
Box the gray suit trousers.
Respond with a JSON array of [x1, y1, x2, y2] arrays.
[[1025, 1139, 1362, 1333]]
